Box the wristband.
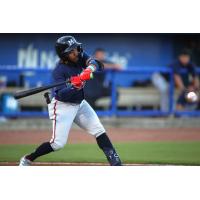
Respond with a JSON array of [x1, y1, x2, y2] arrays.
[[87, 65, 96, 72]]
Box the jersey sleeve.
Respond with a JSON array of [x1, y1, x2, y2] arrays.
[[82, 51, 104, 71], [52, 67, 77, 100], [52, 68, 67, 91]]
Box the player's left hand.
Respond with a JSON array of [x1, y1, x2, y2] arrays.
[[70, 76, 85, 90], [70, 68, 93, 89]]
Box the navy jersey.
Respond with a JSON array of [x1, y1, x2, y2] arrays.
[[51, 52, 90, 104], [169, 60, 197, 87]]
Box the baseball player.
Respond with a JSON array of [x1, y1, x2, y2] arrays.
[[19, 35, 122, 166]]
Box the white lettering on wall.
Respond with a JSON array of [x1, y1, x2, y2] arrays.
[[17, 44, 38, 68], [108, 52, 131, 69], [40, 51, 57, 69], [17, 44, 130, 69], [17, 44, 58, 69]]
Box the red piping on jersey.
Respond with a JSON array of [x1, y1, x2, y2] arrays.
[[50, 100, 57, 143]]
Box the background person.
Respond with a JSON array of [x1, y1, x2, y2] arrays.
[[170, 49, 200, 110], [84, 48, 123, 108]]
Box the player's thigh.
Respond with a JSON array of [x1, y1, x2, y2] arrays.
[[48, 99, 79, 149], [74, 100, 105, 137]]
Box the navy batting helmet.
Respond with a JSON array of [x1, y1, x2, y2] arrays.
[[55, 36, 82, 60]]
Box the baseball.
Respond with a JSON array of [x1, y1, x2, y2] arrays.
[[186, 91, 198, 103]]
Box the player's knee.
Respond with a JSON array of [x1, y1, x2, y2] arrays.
[[50, 140, 66, 151], [93, 127, 106, 138], [85, 121, 105, 137]]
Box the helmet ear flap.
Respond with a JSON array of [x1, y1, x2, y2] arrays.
[[62, 53, 69, 62]]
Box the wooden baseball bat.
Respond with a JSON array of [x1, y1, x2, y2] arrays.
[[14, 79, 70, 99]]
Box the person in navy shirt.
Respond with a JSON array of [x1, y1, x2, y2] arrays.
[[19, 35, 122, 166], [170, 49, 199, 110]]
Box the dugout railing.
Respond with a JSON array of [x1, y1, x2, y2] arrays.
[[0, 67, 200, 117]]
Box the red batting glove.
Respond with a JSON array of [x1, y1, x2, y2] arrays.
[[80, 68, 93, 81], [70, 76, 85, 90], [70, 68, 94, 89]]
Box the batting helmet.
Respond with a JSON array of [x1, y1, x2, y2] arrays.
[[55, 36, 82, 60]]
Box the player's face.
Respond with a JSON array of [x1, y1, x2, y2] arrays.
[[68, 48, 79, 63], [95, 51, 106, 61], [179, 54, 190, 66]]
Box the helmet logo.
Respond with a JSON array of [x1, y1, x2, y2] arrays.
[[68, 39, 75, 46]]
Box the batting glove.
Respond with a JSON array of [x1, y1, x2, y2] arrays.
[[80, 67, 94, 81], [70, 76, 85, 90], [70, 66, 94, 89]]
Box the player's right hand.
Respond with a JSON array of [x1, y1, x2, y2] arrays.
[[80, 68, 93, 81], [70, 75, 85, 90]]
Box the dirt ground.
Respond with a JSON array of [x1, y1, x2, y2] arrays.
[[0, 128, 200, 144], [1, 128, 200, 166]]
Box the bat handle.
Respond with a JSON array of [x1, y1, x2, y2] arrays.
[[44, 92, 51, 104]]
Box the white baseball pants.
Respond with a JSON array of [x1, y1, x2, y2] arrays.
[[48, 98, 106, 150]]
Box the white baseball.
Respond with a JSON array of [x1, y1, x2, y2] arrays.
[[186, 91, 198, 102]]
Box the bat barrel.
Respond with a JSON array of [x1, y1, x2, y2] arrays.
[[14, 80, 69, 100], [14, 86, 45, 99]]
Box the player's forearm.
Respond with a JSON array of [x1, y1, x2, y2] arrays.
[[174, 74, 185, 91], [70, 59, 104, 88], [79, 61, 97, 81], [193, 77, 200, 89], [86, 58, 104, 72], [78, 59, 104, 82]]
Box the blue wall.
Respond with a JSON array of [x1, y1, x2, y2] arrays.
[[0, 34, 174, 68], [0, 34, 174, 86]]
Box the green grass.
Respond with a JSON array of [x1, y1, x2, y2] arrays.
[[1, 142, 200, 165]]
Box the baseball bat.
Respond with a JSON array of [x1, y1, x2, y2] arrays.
[[14, 79, 70, 99]]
